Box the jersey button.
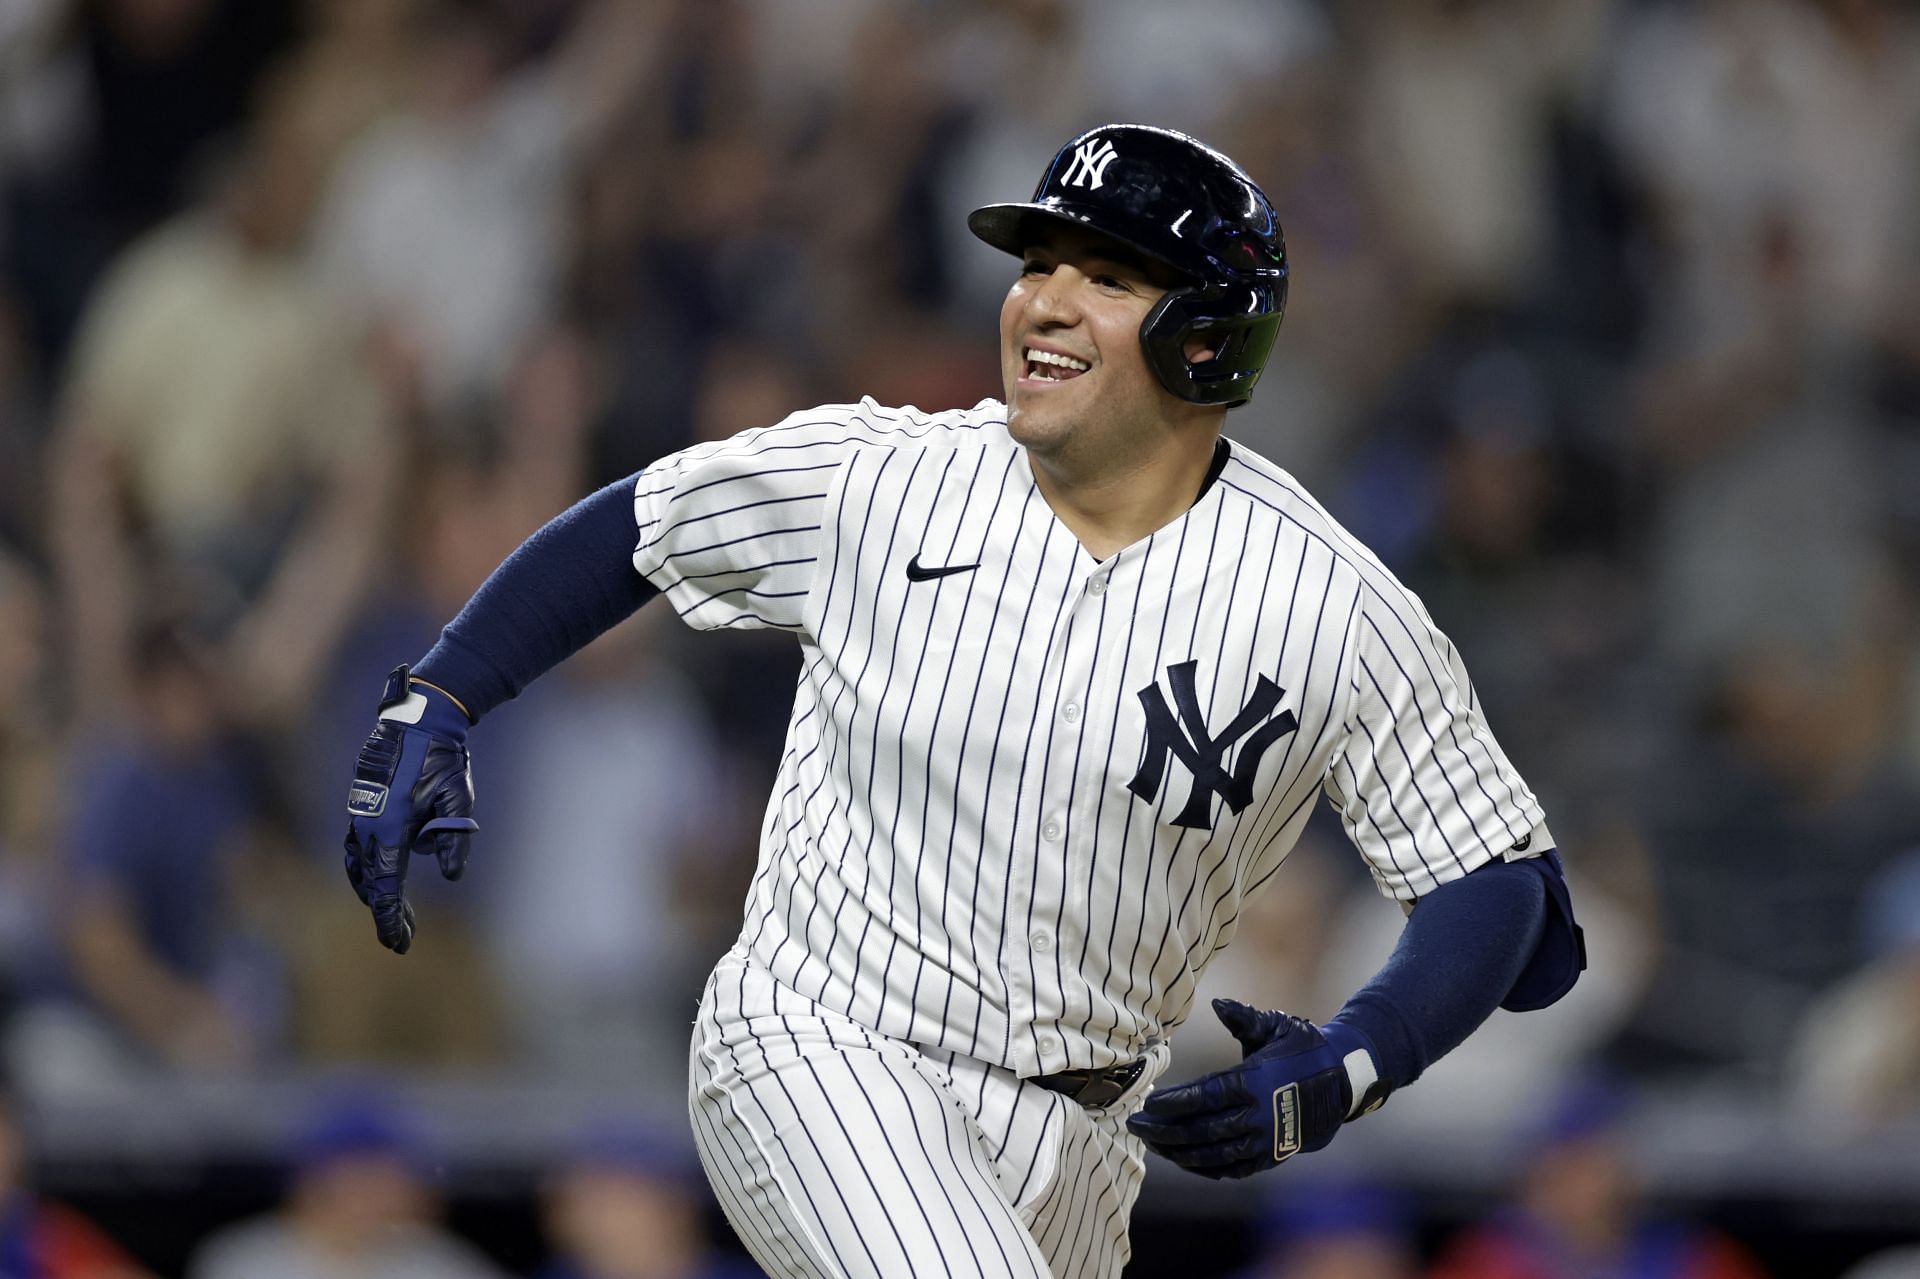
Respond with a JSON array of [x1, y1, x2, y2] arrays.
[[1037, 1034, 1060, 1056], [1041, 820, 1062, 842], [1061, 702, 1080, 723], [1087, 577, 1107, 596], [1031, 929, 1053, 953]]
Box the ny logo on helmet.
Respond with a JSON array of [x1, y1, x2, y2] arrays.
[[1128, 661, 1298, 830], [1062, 139, 1120, 190]]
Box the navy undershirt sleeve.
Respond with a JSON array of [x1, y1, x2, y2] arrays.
[[412, 473, 659, 719], [1328, 857, 1550, 1090]]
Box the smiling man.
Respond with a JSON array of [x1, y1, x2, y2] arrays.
[[341, 124, 1583, 1279], [995, 225, 1224, 562]]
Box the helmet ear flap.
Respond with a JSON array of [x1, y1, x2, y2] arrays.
[[1140, 288, 1277, 408]]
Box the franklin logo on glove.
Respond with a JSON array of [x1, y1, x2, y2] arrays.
[[1273, 1083, 1301, 1162]]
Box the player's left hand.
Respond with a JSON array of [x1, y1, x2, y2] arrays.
[[342, 665, 478, 954], [1125, 998, 1388, 1178]]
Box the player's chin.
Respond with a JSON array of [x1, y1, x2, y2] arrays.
[[1006, 397, 1074, 450]]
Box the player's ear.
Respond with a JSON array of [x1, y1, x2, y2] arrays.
[[1184, 333, 1220, 364]]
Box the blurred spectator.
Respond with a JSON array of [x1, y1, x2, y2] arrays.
[[1211, 64, 1411, 498], [280, 324, 611, 1070], [1075, 0, 1329, 138], [571, 0, 820, 476], [739, 0, 887, 121], [187, 1090, 505, 1279], [1638, 215, 1897, 689], [1602, 0, 1920, 347], [1231, 1181, 1417, 1279], [1631, 599, 1920, 1069], [1625, 215, 1920, 1066], [1428, 1079, 1769, 1279], [480, 615, 740, 1095], [273, 0, 430, 175], [1378, 338, 1641, 780], [311, 0, 667, 417], [1350, 0, 1610, 311], [1786, 848, 1920, 1125], [785, 4, 962, 323], [1, 0, 299, 370], [59, 624, 283, 1077], [0, 1081, 150, 1278], [48, 67, 399, 730], [68, 0, 298, 244], [537, 1121, 755, 1279]]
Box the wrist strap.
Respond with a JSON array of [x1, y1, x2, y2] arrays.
[[408, 676, 474, 724], [1323, 1021, 1390, 1120]]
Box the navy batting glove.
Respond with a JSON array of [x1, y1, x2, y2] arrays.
[[1125, 998, 1390, 1179], [343, 665, 478, 954]]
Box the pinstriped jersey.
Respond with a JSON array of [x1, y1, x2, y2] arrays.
[[632, 397, 1548, 1078]]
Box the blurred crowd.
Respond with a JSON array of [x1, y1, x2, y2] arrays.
[[2, 0, 1920, 1273]]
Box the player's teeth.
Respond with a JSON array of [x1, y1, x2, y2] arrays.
[[1025, 348, 1090, 372]]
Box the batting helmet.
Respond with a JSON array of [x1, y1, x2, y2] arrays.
[[968, 123, 1288, 409]]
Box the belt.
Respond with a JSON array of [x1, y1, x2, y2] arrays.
[[1030, 1058, 1147, 1109]]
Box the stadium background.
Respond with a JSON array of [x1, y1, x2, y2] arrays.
[[2, 0, 1920, 1274]]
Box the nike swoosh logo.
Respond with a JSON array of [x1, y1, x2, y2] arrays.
[[906, 554, 980, 582]]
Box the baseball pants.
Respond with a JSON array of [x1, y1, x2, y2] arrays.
[[688, 950, 1165, 1278]]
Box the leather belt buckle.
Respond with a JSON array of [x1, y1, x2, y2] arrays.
[[1032, 1058, 1146, 1109]]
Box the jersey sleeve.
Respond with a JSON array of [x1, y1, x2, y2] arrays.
[[630, 400, 998, 633], [1322, 581, 1548, 901]]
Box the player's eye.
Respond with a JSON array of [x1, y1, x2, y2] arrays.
[[1021, 259, 1052, 277], [1093, 274, 1127, 291]]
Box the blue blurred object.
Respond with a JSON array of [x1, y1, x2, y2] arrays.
[[1860, 848, 1920, 960], [1525, 1072, 1634, 1154], [67, 738, 252, 983], [1258, 1178, 1410, 1250], [290, 1088, 424, 1170], [557, 1116, 702, 1188]]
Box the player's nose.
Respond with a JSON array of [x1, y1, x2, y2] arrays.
[[1023, 265, 1085, 328]]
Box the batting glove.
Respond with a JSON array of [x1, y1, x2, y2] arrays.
[[343, 664, 478, 954], [1125, 998, 1390, 1178]]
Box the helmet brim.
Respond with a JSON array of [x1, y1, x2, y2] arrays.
[[967, 201, 1209, 283]]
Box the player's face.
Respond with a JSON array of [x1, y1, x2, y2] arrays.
[[999, 227, 1189, 460]]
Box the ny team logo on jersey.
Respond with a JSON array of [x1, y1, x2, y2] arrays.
[[1128, 661, 1299, 830], [1062, 138, 1120, 190]]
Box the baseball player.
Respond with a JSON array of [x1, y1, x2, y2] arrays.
[[344, 124, 1583, 1278]]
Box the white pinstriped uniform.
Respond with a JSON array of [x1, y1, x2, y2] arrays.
[[632, 398, 1547, 1278]]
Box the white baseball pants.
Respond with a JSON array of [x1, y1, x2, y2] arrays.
[[688, 951, 1164, 1278]]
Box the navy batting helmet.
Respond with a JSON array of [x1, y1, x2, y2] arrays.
[[968, 123, 1288, 409]]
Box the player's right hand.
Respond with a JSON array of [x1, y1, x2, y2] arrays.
[[343, 664, 478, 954], [1125, 998, 1386, 1178]]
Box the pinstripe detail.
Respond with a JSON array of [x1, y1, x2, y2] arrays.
[[968, 488, 1055, 1059], [693, 953, 1147, 1277], [1074, 533, 1155, 1047], [905, 448, 1003, 1043], [640, 404, 1545, 1272]]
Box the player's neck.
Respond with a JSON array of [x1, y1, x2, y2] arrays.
[[1027, 428, 1225, 562]]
